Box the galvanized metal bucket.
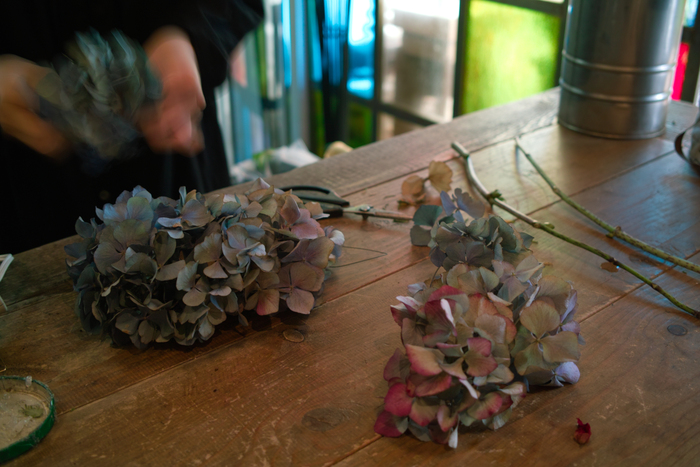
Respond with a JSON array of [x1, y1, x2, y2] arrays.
[[559, 0, 686, 139]]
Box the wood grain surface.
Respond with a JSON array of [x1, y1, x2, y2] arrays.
[[336, 255, 700, 467], [2, 91, 699, 466]]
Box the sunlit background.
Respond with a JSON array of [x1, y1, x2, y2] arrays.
[[216, 0, 700, 182]]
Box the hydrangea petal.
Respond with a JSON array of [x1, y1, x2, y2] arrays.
[[467, 337, 492, 356], [437, 404, 458, 431], [385, 383, 413, 417], [194, 233, 222, 264], [401, 318, 424, 347], [555, 362, 581, 384], [288, 262, 324, 292], [514, 342, 552, 375], [374, 410, 407, 437], [256, 288, 280, 315], [126, 196, 154, 224], [468, 392, 503, 420], [405, 344, 444, 376], [176, 261, 198, 291], [414, 373, 453, 397], [116, 312, 139, 335], [285, 288, 314, 314], [440, 358, 467, 380], [427, 160, 452, 193], [180, 199, 212, 227], [280, 196, 301, 224], [520, 300, 561, 338], [383, 349, 410, 384], [409, 398, 440, 426], [183, 285, 208, 307], [541, 331, 580, 363]]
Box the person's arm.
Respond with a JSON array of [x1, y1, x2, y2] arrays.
[[139, 27, 206, 156], [0, 55, 70, 158]]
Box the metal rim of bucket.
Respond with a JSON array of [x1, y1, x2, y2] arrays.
[[558, 118, 666, 140], [0, 376, 56, 463], [559, 79, 670, 104], [561, 51, 675, 75]]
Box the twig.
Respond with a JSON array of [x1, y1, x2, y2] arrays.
[[451, 141, 700, 319], [514, 136, 700, 275]]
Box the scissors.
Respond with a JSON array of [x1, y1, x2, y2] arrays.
[[280, 185, 412, 221]]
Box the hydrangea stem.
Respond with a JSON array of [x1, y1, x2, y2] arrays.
[[514, 137, 700, 275], [451, 141, 700, 319]]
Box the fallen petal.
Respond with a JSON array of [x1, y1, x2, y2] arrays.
[[574, 418, 591, 445]]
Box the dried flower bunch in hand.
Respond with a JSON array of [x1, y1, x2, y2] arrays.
[[36, 30, 161, 168], [65, 179, 344, 349], [375, 189, 583, 448]]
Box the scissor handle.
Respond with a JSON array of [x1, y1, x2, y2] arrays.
[[279, 185, 350, 207]]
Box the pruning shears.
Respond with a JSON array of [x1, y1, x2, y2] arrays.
[[280, 185, 412, 221]]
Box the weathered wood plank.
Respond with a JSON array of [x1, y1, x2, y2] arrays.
[[213, 88, 562, 198], [470, 126, 674, 222], [0, 214, 426, 415], [335, 257, 700, 467], [4, 123, 696, 417], [6, 209, 700, 465], [2, 95, 695, 310], [0, 237, 75, 314], [10, 245, 698, 467], [566, 151, 700, 262], [5, 259, 438, 467], [0, 89, 560, 309], [2, 94, 698, 467]]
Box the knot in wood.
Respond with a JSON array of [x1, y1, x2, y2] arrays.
[[667, 324, 688, 336], [301, 408, 346, 432], [283, 329, 305, 343]]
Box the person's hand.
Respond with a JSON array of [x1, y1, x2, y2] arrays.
[[140, 27, 206, 156], [0, 55, 71, 158]]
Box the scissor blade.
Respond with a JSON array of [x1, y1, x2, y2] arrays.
[[344, 205, 413, 221]]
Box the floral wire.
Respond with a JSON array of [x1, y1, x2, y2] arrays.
[[329, 245, 388, 268]]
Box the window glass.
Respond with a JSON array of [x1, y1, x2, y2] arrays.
[[378, 112, 422, 140], [381, 0, 460, 123], [462, 0, 560, 114], [348, 0, 376, 100]]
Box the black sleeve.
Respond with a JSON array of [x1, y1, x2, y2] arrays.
[[192, 0, 265, 89], [0, 1, 263, 89], [118, 0, 265, 90]]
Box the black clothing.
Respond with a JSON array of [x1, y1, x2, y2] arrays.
[[0, 1, 263, 253]]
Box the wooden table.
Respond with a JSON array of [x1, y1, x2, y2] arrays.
[[3, 88, 700, 466]]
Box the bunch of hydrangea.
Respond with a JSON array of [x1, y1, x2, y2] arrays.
[[65, 179, 344, 349], [375, 189, 583, 448], [36, 30, 162, 168]]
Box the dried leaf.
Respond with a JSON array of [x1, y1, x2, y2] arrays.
[[427, 161, 453, 193], [402, 174, 426, 198]]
